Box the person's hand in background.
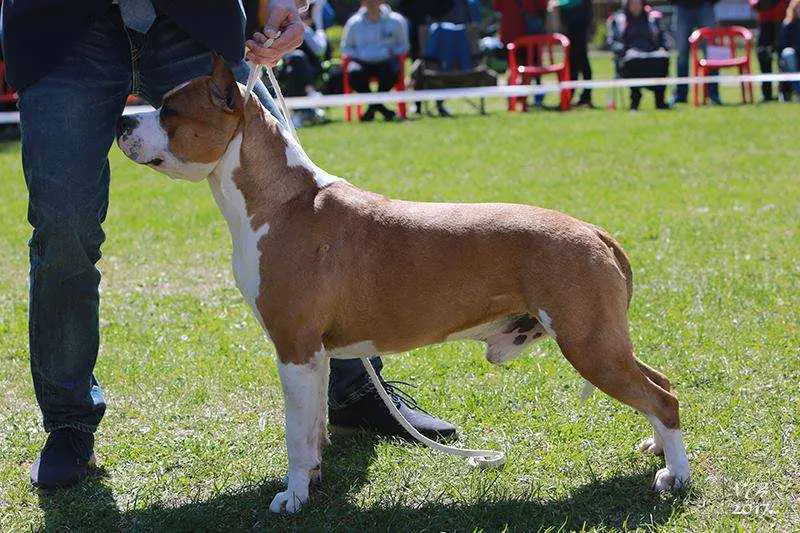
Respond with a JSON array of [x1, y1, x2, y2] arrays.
[[246, 0, 306, 66]]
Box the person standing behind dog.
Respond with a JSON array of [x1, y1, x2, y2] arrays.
[[670, 0, 720, 104], [779, 0, 800, 99], [341, 0, 410, 122], [751, 0, 791, 101], [549, 0, 595, 107]]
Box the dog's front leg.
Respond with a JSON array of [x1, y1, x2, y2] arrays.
[[270, 346, 327, 514]]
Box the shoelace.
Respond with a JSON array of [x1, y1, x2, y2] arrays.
[[377, 380, 430, 415]]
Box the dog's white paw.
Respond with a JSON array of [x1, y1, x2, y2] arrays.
[[652, 467, 690, 492], [269, 488, 308, 514], [637, 436, 664, 456]]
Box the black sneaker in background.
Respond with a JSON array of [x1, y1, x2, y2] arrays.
[[329, 380, 457, 442], [30, 428, 96, 489]]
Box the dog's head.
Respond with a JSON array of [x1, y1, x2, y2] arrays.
[[116, 54, 243, 181]]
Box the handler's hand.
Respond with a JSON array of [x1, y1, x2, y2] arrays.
[[245, 0, 304, 67]]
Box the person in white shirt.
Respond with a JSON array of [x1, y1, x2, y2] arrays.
[[341, 0, 410, 121]]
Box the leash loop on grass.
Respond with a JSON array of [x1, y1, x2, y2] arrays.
[[361, 357, 506, 469]]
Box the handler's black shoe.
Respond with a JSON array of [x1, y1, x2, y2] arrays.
[[330, 380, 457, 442], [30, 428, 96, 489]]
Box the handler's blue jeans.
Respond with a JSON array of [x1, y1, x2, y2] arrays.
[[674, 2, 719, 102], [20, 5, 378, 433]]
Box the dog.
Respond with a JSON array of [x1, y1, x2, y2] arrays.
[[116, 55, 691, 514]]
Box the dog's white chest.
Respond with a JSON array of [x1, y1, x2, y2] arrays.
[[208, 134, 269, 328]]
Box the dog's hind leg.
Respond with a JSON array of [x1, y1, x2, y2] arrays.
[[553, 317, 690, 492], [269, 339, 328, 514], [634, 359, 672, 456]]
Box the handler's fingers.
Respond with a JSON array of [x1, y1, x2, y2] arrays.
[[268, 21, 304, 54], [245, 45, 282, 67]]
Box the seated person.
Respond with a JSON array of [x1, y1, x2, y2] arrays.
[[780, 0, 800, 100], [607, 0, 670, 110], [277, 0, 330, 126], [341, 0, 410, 121]]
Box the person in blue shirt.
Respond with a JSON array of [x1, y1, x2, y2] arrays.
[[341, 0, 410, 121]]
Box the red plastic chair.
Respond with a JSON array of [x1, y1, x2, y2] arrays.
[[0, 61, 19, 107], [507, 34, 571, 112], [689, 26, 754, 107], [342, 54, 408, 122]]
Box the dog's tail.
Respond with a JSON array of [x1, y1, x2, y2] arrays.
[[593, 226, 634, 309]]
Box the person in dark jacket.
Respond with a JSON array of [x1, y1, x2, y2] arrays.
[[550, 0, 595, 107], [607, 0, 671, 109], [2, 0, 454, 491], [671, 0, 720, 104], [396, 0, 457, 60], [779, 0, 800, 99], [751, 0, 791, 101]]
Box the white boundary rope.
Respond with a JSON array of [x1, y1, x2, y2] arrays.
[[2, 72, 799, 124]]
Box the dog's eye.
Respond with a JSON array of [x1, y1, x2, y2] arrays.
[[161, 107, 179, 119]]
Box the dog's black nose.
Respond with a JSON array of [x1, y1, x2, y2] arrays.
[[116, 115, 138, 139]]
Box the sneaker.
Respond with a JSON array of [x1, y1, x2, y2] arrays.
[[436, 102, 453, 118], [329, 380, 457, 442], [30, 428, 96, 489], [381, 109, 397, 122]]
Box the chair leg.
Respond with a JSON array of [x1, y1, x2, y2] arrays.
[[508, 71, 519, 112], [702, 67, 709, 106], [693, 66, 700, 108], [739, 66, 746, 104]]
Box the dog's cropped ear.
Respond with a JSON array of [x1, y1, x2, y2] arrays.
[[209, 53, 242, 114]]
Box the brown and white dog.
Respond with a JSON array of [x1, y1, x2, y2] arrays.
[[116, 56, 690, 514]]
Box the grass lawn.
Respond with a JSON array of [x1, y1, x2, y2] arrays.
[[1, 102, 798, 532]]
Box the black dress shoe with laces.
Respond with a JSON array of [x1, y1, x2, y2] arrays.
[[30, 428, 96, 489], [329, 380, 457, 442]]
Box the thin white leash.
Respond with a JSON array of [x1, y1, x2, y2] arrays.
[[243, 36, 505, 471], [361, 358, 505, 469], [243, 31, 298, 141]]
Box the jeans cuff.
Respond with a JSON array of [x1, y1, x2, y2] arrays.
[[44, 421, 97, 434], [328, 378, 376, 411]]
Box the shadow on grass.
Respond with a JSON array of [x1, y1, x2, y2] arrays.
[[36, 434, 695, 532]]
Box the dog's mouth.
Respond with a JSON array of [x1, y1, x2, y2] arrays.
[[145, 157, 164, 166]]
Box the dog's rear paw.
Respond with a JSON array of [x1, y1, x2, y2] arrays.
[[269, 489, 308, 514], [652, 467, 690, 492], [637, 436, 664, 456]]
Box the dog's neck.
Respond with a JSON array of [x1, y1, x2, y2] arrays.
[[208, 100, 341, 236]]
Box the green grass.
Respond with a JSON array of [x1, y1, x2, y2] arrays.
[[1, 103, 799, 532]]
